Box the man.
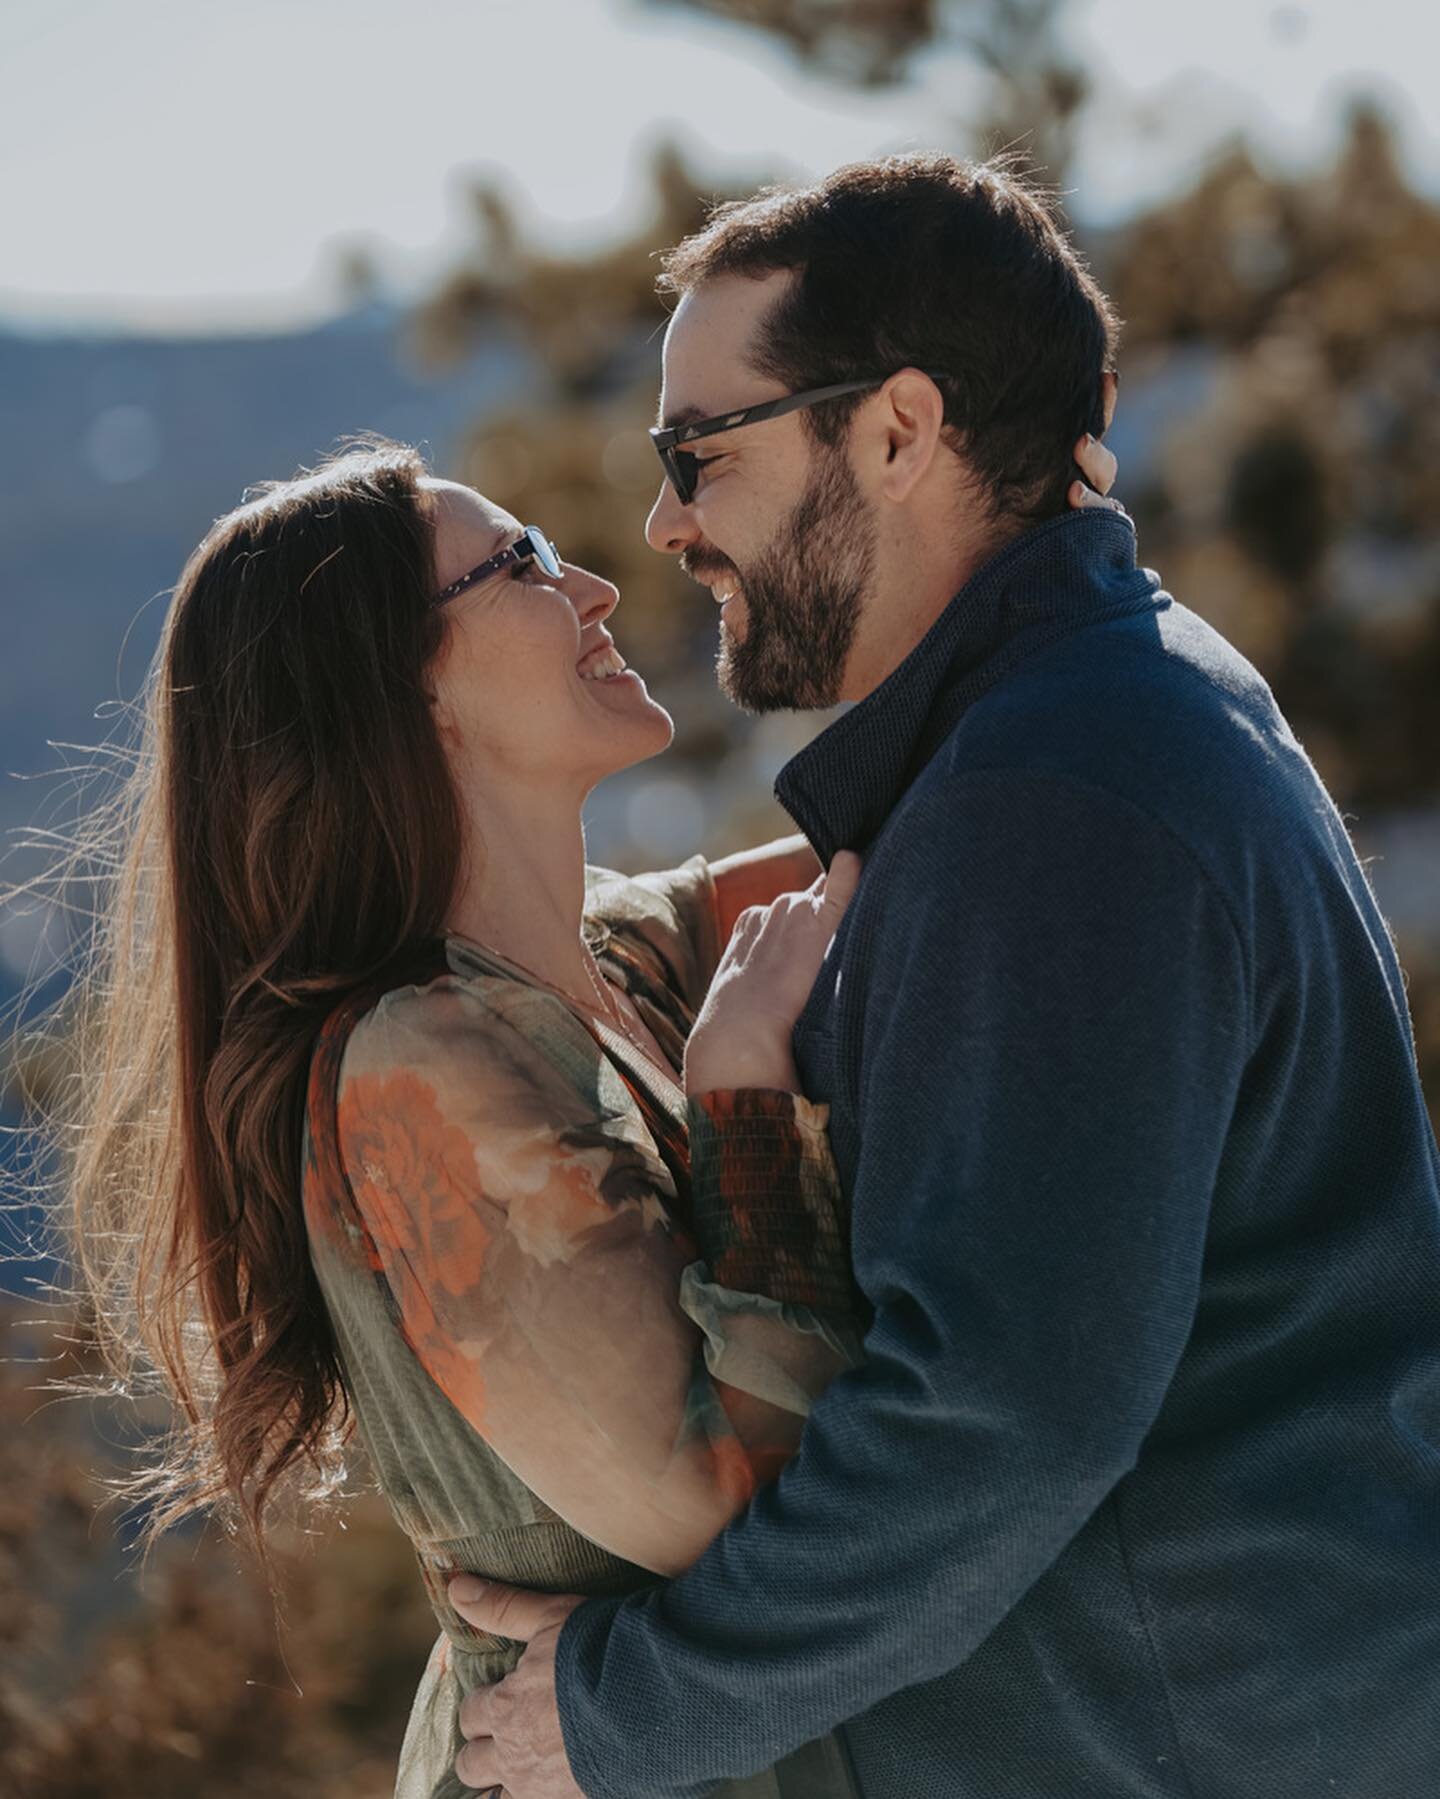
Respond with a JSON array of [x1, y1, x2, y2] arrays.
[[447, 154, 1440, 1797]]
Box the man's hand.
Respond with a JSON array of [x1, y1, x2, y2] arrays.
[[449, 1575, 588, 1798]]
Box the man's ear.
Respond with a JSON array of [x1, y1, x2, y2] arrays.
[[874, 367, 946, 504], [1100, 369, 1119, 434]]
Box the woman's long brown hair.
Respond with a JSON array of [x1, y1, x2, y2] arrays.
[[29, 437, 462, 1563]]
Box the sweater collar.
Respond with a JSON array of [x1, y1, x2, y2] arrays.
[[774, 509, 1162, 863]]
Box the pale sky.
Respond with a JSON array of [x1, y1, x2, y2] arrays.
[[1, 0, 1435, 332]]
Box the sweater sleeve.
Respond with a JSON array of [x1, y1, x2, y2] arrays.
[[554, 768, 1250, 1798], [331, 974, 863, 1580]]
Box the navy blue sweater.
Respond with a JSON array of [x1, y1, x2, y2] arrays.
[[556, 510, 1440, 1797]]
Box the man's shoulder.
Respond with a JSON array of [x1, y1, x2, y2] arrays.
[[966, 599, 1275, 760], [866, 596, 1330, 947], [920, 600, 1304, 855]]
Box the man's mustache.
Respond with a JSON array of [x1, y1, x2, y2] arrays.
[[680, 549, 739, 585]]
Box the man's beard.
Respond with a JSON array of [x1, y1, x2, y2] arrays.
[[715, 447, 876, 713]]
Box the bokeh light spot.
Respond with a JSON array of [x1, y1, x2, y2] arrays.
[[83, 404, 161, 484]]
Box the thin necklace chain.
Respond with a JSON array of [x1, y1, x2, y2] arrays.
[[466, 929, 659, 1066], [577, 943, 657, 1063]]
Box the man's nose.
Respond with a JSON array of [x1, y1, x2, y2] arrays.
[[645, 480, 699, 555]]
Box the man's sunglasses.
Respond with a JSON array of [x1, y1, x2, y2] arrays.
[[649, 370, 949, 505], [432, 525, 563, 606]]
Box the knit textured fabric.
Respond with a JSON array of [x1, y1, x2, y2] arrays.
[[554, 509, 1440, 1798]]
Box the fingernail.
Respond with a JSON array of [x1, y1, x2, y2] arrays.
[[450, 1574, 488, 1603]]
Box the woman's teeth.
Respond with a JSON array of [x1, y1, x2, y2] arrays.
[[577, 645, 628, 681]]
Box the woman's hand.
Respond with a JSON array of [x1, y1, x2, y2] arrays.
[[1069, 432, 1124, 514], [683, 851, 863, 1096]]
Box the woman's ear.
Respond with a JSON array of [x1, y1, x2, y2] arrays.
[[1101, 369, 1119, 434]]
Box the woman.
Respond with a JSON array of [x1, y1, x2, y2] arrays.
[[48, 428, 1121, 1799]]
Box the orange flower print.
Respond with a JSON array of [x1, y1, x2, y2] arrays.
[[338, 1069, 492, 1298]]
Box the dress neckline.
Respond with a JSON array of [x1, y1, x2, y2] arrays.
[[442, 928, 690, 1110]]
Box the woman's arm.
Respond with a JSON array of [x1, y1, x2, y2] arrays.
[[334, 979, 862, 1579]]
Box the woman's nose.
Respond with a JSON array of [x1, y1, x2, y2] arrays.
[[564, 562, 619, 625], [645, 480, 699, 555]]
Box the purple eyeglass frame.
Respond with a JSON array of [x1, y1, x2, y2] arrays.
[[432, 524, 562, 607]]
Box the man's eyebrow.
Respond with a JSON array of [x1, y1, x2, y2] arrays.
[[658, 401, 709, 431]]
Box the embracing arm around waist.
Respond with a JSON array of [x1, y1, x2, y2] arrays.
[[333, 975, 863, 1578]]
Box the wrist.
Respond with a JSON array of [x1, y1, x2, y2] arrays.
[[684, 1038, 800, 1096]]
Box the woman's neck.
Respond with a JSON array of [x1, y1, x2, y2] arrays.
[[444, 776, 596, 1002]]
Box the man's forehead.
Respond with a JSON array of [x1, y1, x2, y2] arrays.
[[658, 270, 792, 425]]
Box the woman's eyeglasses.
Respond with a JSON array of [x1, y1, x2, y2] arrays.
[[432, 525, 562, 607], [649, 370, 949, 505]]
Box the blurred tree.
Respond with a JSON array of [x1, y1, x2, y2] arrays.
[[330, 240, 387, 312], [649, 0, 937, 85], [644, 0, 1087, 178], [0, 1302, 436, 1799], [1108, 100, 1440, 816], [1106, 100, 1440, 1120]]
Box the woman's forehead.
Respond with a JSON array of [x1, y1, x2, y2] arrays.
[[422, 478, 517, 565]]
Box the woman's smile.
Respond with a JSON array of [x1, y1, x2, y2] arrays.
[[576, 642, 628, 681], [574, 630, 651, 696]]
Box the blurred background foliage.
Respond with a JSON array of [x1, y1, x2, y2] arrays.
[[3, 0, 1437, 1792]]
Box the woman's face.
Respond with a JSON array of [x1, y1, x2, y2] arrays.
[[422, 480, 673, 793]]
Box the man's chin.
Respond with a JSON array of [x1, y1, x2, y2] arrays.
[[717, 643, 806, 714], [716, 638, 769, 714], [716, 605, 848, 712]]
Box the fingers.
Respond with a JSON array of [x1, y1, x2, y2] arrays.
[[740, 850, 864, 934], [792, 850, 864, 915], [1067, 477, 1128, 517], [731, 903, 767, 940], [1072, 432, 1118, 495], [819, 849, 862, 916], [454, 1729, 503, 1791], [447, 1573, 581, 1641]]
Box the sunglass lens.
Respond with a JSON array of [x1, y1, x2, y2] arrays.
[[528, 529, 562, 577]]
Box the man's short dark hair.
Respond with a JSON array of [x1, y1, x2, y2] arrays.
[[659, 152, 1120, 522]]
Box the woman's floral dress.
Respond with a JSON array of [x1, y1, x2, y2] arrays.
[[302, 856, 868, 1799]]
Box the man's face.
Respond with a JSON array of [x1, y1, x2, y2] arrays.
[[646, 272, 877, 712]]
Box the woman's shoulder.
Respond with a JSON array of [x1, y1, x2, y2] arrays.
[[584, 852, 721, 1012], [339, 960, 640, 1134], [347, 963, 564, 1062], [311, 961, 681, 1277]]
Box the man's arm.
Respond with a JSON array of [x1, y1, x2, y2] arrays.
[[709, 833, 823, 943], [551, 768, 1250, 1798]]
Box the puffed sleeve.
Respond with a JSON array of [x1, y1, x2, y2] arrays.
[[334, 973, 863, 1579]]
